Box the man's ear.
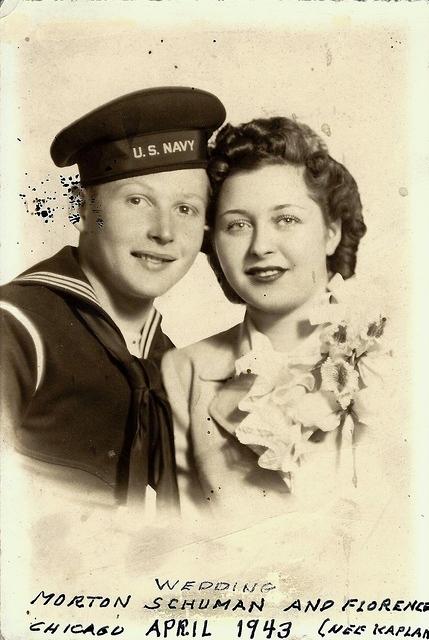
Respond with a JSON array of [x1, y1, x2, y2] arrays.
[[200, 224, 212, 254], [325, 218, 342, 257], [68, 185, 86, 231]]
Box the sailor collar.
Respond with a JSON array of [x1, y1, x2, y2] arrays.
[[13, 245, 161, 359]]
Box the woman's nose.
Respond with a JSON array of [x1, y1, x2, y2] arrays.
[[147, 209, 174, 244], [249, 224, 275, 257]]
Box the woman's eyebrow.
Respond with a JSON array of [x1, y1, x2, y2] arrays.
[[272, 203, 306, 211], [218, 208, 249, 217]]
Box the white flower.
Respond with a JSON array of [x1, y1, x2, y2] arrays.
[[321, 358, 360, 410], [320, 321, 357, 358]]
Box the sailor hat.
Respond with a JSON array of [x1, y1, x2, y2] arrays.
[[50, 86, 226, 187]]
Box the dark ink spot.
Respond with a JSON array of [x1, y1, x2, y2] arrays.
[[69, 213, 80, 225]]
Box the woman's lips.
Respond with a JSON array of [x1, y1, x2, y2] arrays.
[[245, 266, 288, 282]]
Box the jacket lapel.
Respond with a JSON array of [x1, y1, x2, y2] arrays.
[[208, 374, 254, 437], [195, 321, 255, 438]]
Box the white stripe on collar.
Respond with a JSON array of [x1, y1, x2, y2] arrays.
[[14, 270, 161, 359], [14, 271, 100, 307], [0, 301, 45, 392], [122, 308, 161, 358], [142, 307, 161, 359]]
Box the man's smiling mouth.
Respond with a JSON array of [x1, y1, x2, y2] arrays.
[[131, 250, 176, 265]]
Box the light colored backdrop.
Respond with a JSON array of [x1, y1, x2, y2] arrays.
[[1, 2, 418, 347], [1, 3, 428, 637]]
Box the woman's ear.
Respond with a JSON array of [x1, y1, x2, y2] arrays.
[[325, 218, 342, 257], [67, 185, 86, 231]]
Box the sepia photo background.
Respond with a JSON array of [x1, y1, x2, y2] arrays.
[[1, 2, 428, 639]]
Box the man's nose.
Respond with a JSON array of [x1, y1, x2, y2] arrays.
[[249, 224, 275, 257], [147, 209, 174, 244]]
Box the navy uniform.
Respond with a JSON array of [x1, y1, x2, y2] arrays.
[[0, 87, 226, 511]]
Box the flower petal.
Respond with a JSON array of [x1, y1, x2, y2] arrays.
[[271, 382, 309, 406], [321, 358, 360, 399], [352, 388, 383, 426], [258, 443, 291, 471], [235, 405, 288, 445], [294, 391, 341, 431], [357, 351, 391, 387]]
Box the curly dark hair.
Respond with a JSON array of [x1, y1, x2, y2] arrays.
[[204, 116, 367, 304]]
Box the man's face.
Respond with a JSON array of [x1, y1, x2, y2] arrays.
[[78, 169, 209, 302]]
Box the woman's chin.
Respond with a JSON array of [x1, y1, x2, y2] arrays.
[[240, 292, 309, 315], [245, 297, 308, 317], [236, 284, 327, 318]]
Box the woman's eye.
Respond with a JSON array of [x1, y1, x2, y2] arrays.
[[226, 219, 252, 232], [276, 214, 301, 226]]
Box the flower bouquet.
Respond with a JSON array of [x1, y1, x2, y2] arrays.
[[234, 277, 390, 492]]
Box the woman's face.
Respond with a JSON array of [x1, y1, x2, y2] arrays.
[[214, 163, 341, 317]]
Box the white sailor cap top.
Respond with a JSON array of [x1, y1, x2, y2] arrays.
[[50, 86, 226, 187]]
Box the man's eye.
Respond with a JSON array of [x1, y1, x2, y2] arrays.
[[176, 204, 198, 215], [127, 196, 149, 206]]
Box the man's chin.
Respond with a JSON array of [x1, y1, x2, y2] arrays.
[[124, 280, 177, 302]]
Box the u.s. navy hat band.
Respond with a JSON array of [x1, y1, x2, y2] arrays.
[[76, 130, 206, 187], [50, 86, 226, 187]]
